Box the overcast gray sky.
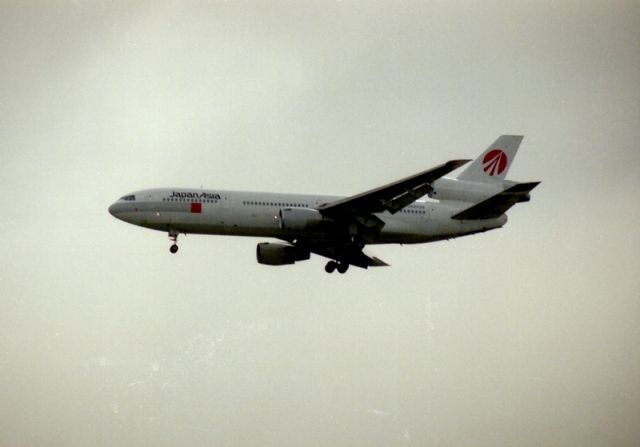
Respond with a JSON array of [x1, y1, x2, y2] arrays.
[[1, 1, 639, 446]]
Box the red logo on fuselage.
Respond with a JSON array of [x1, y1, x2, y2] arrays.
[[482, 149, 508, 176]]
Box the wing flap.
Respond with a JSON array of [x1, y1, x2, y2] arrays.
[[318, 159, 470, 217], [295, 240, 389, 268], [451, 182, 540, 220], [358, 251, 390, 268]]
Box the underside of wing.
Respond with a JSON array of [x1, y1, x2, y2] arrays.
[[451, 182, 540, 220], [317, 159, 470, 218], [291, 239, 389, 269]]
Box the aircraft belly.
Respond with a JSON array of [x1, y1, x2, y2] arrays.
[[373, 211, 506, 244], [374, 222, 423, 243], [135, 205, 292, 238]]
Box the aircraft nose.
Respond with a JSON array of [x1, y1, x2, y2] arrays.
[[108, 201, 127, 218]]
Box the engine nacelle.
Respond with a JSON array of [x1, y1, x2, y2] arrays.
[[278, 208, 326, 231], [429, 177, 507, 203], [256, 242, 310, 266]]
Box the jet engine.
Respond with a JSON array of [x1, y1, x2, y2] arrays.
[[278, 208, 326, 231], [256, 242, 310, 266], [429, 177, 507, 203]]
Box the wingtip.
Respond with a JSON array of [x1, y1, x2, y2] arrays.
[[521, 181, 541, 189]]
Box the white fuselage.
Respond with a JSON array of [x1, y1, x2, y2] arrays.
[[107, 135, 536, 272], [108, 187, 506, 244]]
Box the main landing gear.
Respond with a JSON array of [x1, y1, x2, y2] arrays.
[[325, 261, 349, 274], [169, 230, 179, 254]]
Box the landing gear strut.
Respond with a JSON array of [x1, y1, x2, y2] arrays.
[[325, 261, 349, 274], [169, 230, 179, 254]]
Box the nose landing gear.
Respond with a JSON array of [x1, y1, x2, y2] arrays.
[[169, 230, 179, 254]]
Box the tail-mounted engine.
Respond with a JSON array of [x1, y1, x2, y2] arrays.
[[429, 177, 507, 203], [256, 242, 310, 266]]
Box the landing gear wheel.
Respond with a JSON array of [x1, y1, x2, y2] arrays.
[[337, 263, 349, 274], [168, 230, 179, 254], [325, 261, 337, 273]]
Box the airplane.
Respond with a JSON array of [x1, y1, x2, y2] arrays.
[[108, 135, 539, 273]]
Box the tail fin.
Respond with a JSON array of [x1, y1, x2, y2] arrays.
[[457, 135, 523, 183]]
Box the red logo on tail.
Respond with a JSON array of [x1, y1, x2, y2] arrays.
[[482, 149, 508, 176]]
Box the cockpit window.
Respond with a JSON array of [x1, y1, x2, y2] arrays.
[[120, 195, 136, 201]]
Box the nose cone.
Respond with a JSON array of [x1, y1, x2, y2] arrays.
[[108, 201, 128, 221]]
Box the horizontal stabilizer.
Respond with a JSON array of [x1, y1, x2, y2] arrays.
[[451, 182, 540, 220]]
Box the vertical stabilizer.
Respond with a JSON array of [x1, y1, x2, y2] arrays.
[[457, 135, 523, 183]]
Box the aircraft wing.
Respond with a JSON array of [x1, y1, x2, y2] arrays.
[[317, 159, 470, 217], [312, 247, 389, 269], [451, 182, 541, 220], [293, 239, 389, 269]]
